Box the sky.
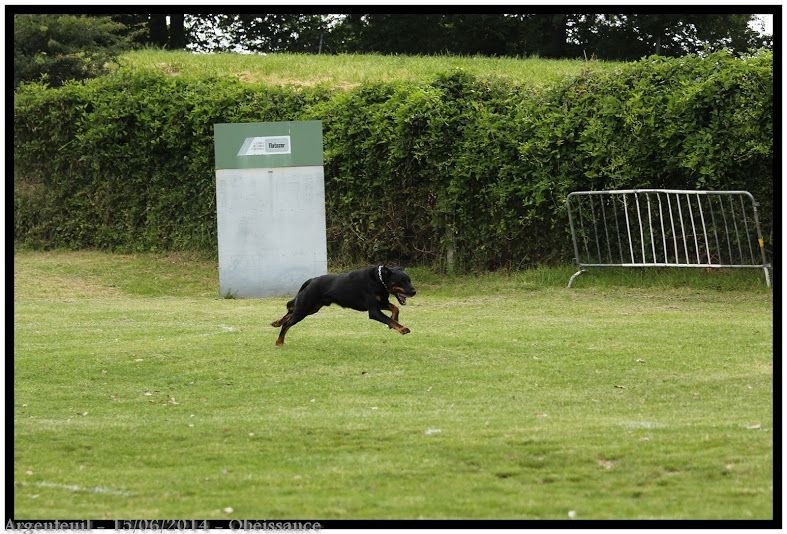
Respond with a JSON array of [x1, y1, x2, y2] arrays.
[[751, 14, 774, 35]]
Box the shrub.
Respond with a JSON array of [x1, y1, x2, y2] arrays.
[[14, 51, 772, 270]]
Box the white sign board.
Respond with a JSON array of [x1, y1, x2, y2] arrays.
[[237, 136, 292, 156], [216, 167, 327, 298], [215, 121, 325, 298]]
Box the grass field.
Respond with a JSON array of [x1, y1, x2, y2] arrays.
[[13, 250, 773, 520], [117, 50, 622, 89]]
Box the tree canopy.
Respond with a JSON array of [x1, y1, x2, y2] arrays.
[[14, 12, 772, 88], [182, 13, 771, 59]]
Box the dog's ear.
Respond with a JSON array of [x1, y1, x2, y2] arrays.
[[380, 265, 391, 278]]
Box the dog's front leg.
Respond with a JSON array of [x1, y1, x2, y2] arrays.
[[386, 303, 399, 328], [368, 307, 410, 335]]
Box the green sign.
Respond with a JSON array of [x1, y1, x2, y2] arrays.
[[214, 120, 323, 169]]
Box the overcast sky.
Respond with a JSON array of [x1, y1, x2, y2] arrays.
[[752, 14, 774, 35]]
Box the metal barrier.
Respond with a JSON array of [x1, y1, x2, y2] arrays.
[[566, 190, 771, 288]]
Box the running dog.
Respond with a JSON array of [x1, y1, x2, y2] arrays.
[[271, 265, 416, 346]]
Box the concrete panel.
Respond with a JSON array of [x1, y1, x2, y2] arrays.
[[216, 166, 327, 298]]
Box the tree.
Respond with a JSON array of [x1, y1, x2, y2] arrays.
[[113, 12, 770, 59], [504, 14, 570, 58], [149, 14, 168, 46], [105, 14, 149, 45], [447, 14, 533, 56], [567, 13, 767, 60], [331, 13, 768, 59], [146, 14, 186, 49], [186, 14, 330, 53], [14, 14, 131, 87], [330, 13, 364, 53], [168, 14, 186, 49], [332, 14, 530, 56]]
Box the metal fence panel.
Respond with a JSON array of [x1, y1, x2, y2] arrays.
[[566, 190, 771, 288]]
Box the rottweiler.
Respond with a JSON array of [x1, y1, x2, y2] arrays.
[[271, 265, 416, 346]]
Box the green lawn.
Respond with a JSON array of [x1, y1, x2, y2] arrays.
[[13, 251, 773, 519], [117, 50, 622, 89]]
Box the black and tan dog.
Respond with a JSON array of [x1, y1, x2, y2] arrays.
[[271, 265, 416, 346]]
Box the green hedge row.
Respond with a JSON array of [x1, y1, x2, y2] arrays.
[[14, 50, 772, 270]]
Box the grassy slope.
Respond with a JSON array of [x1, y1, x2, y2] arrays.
[[13, 251, 773, 519], [116, 50, 622, 88]]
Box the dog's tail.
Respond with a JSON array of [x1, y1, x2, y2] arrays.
[[271, 279, 312, 327]]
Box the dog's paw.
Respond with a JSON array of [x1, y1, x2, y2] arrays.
[[275, 338, 284, 346], [400, 327, 411, 335], [271, 321, 281, 327]]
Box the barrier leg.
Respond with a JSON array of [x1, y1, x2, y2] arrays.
[[763, 266, 771, 289], [568, 269, 587, 288]]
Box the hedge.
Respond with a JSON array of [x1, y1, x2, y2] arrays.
[[14, 50, 772, 270]]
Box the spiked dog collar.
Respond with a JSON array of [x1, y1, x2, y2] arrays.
[[377, 265, 388, 291]]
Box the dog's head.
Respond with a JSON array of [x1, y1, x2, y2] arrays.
[[379, 266, 416, 305]]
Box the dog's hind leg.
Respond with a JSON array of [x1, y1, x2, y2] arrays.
[[271, 298, 296, 327], [275, 303, 323, 346], [273, 278, 311, 327], [275, 313, 303, 346], [271, 314, 290, 328]]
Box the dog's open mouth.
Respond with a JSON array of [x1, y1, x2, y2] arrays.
[[392, 287, 415, 305]]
